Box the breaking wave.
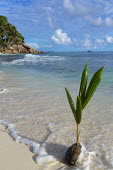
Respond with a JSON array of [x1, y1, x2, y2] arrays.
[[2, 54, 66, 66]]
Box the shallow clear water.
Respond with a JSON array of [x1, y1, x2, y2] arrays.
[[0, 52, 113, 169]]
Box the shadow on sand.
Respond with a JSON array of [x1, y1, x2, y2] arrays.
[[32, 142, 76, 169]]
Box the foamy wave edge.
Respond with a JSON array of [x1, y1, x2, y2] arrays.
[[0, 119, 95, 169], [0, 119, 55, 165], [1, 54, 66, 66], [0, 88, 6, 93]]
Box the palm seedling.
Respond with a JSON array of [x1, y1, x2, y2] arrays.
[[65, 63, 104, 165]]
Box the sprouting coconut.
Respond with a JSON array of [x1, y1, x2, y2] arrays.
[[65, 63, 104, 165]]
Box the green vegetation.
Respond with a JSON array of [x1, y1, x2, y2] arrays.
[[65, 63, 104, 145], [0, 15, 24, 46]]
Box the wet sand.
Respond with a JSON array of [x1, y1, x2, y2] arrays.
[[0, 124, 38, 170], [0, 124, 66, 170]]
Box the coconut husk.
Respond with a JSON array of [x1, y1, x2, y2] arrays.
[[65, 143, 81, 165]]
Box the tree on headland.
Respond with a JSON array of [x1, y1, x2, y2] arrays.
[[0, 15, 24, 47]]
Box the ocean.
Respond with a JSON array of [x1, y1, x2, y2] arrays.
[[0, 51, 113, 169]]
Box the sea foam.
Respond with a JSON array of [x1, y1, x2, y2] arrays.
[[0, 119, 95, 168], [76, 143, 96, 170], [1, 54, 65, 66], [0, 119, 55, 165], [0, 88, 6, 93]]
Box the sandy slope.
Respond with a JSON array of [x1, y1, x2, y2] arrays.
[[0, 124, 66, 170], [0, 124, 38, 170]]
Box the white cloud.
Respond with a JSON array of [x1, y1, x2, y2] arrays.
[[95, 38, 105, 44], [105, 17, 113, 27], [63, 0, 113, 18], [81, 35, 91, 48], [51, 29, 71, 45], [63, 0, 75, 15], [73, 35, 91, 48], [44, 6, 54, 28], [63, 0, 113, 28], [47, 16, 54, 28], [86, 16, 103, 26], [27, 43, 40, 49], [103, 0, 113, 14], [94, 38, 106, 49], [63, 0, 96, 16], [83, 36, 91, 48], [106, 36, 113, 43], [86, 16, 113, 27]]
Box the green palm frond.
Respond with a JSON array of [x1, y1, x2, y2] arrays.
[[82, 66, 104, 109], [65, 63, 104, 124], [75, 96, 82, 124], [65, 88, 77, 121], [65, 63, 104, 145], [79, 63, 88, 105]]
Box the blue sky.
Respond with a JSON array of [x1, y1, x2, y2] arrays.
[[1, 0, 113, 51]]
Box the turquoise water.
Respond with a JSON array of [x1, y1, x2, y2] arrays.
[[0, 52, 113, 169]]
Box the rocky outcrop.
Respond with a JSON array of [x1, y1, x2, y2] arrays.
[[0, 43, 45, 54]]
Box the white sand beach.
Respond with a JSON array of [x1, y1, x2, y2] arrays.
[[0, 124, 66, 170], [0, 124, 38, 170]]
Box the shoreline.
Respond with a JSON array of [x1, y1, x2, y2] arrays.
[[0, 124, 38, 170], [0, 121, 65, 170]]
